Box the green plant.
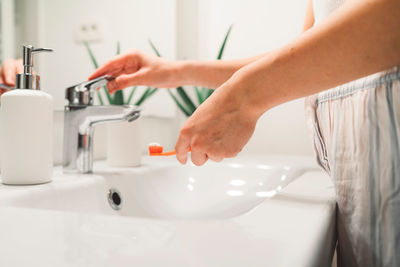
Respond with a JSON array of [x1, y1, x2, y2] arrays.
[[84, 41, 158, 106], [149, 25, 233, 116]]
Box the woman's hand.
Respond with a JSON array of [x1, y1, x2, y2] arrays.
[[0, 59, 23, 85], [88, 49, 181, 93], [0, 58, 23, 95], [175, 73, 259, 166]]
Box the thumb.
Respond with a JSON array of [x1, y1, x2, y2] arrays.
[[108, 70, 148, 93], [4, 68, 16, 85]]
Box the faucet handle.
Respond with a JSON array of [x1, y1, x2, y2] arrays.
[[65, 75, 113, 106]]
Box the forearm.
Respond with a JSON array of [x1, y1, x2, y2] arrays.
[[173, 53, 268, 89], [230, 0, 400, 116]]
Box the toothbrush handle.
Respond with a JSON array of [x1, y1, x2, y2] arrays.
[[150, 150, 177, 156], [149, 148, 191, 156]]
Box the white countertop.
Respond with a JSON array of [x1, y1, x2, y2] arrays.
[[0, 156, 336, 267]]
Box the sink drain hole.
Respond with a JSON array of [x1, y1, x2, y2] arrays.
[[108, 188, 122, 210]]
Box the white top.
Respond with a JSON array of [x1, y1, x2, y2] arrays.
[[312, 0, 347, 25]]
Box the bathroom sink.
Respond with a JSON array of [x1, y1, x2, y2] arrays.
[[0, 156, 310, 220], [105, 159, 305, 220], [0, 155, 336, 267]]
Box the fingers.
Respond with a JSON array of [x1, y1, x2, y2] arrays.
[[88, 53, 136, 81], [107, 71, 146, 93], [16, 59, 23, 74], [175, 134, 221, 165], [4, 67, 15, 85], [1, 61, 9, 84], [190, 149, 208, 166], [175, 125, 214, 166], [175, 129, 191, 164], [207, 154, 223, 162], [0, 88, 7, 95], [1, 59, 22, 86]]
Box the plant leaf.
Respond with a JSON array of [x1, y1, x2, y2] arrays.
[[113, 90, 124, 105], [201, 87, 208, 98], [148, 39, 162, 57], [194, 86, 204, 105], [126, 86, 137, 104], [135, 87, 152, 106], [216, 24, 233, 60], [205, 88, 214, 99], [167, 90, 191, 116], [116, 41, 121, 55], [147, 88, 158, 98], [101, 85, 113, 104], [83, 41, 99, 68], [176, 86, 196, 113], [114, 41, 125, 104], [135, 87, 159, 106], [96, 91, 104, 105]]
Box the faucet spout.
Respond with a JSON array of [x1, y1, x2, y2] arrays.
[[78, 105, 140, 135], [63, 104, 140, 174], [62, 77, 141, 173]]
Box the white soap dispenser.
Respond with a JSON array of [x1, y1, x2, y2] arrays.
[[0, 45, 53, 185]]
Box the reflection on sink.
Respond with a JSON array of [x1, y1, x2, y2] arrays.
[[104, 160, 305, 220], [0, 157, 310, 220]]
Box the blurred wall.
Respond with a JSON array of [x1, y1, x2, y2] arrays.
[[0, 0, 16, 61]]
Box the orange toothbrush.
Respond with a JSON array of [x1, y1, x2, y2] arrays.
[[148, 143, 190, 156]]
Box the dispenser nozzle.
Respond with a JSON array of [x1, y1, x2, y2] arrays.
[[16, 45, 53, 90], [22, 45, 53, 75]]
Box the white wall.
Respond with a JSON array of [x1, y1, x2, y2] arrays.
[[0, 0, 16, 61], [193, 0, 314, 156]]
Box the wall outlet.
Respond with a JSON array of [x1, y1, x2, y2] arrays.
[[74, 21, 104, 43]]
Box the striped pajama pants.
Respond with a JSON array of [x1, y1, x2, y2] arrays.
[[305, 67, 400, 267]]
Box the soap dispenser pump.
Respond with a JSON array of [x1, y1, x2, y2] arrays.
[[1, 45, 54, 185]]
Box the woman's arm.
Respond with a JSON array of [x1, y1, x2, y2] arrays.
[[174, 54, 268, 89], [175, 0, 400, 165], [238, 0, 400, 115], [89, 49, 269, 92], [89, 2, 314, 91]]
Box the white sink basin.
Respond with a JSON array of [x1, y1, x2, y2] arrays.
[[0, 155, 336, 267], [106, 160, 305, 219], [0, 156, 310, 220]]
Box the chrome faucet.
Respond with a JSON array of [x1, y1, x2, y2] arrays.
[[63, 76, 140, 173]]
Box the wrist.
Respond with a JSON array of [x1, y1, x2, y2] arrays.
[[206, 70, 261, 126], [228, 69, 269, 119], [169, 60, 195, 87]]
